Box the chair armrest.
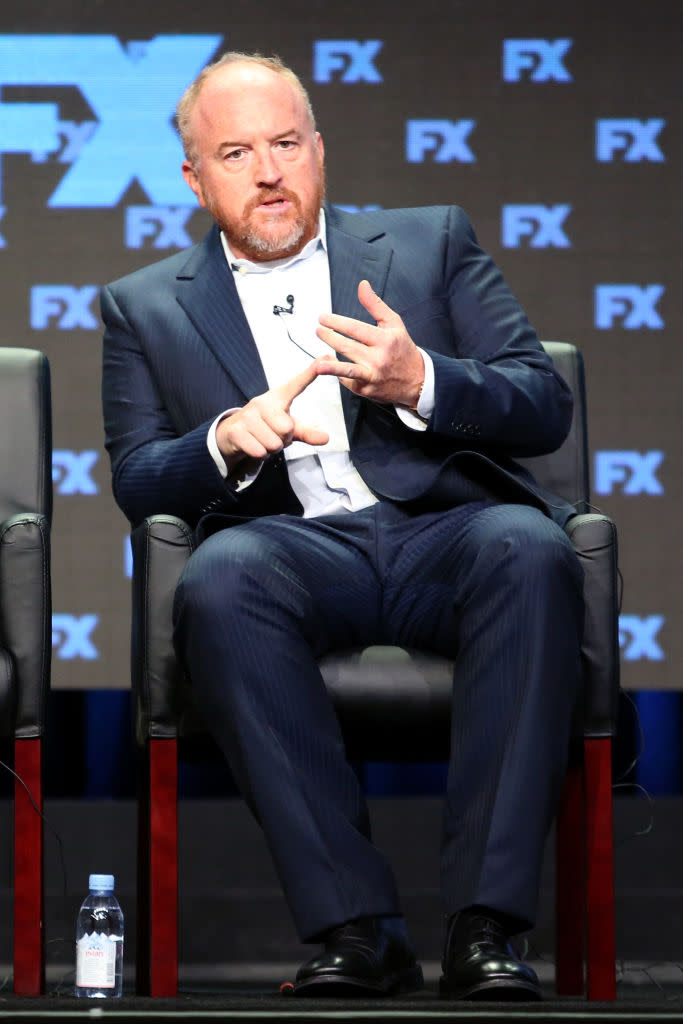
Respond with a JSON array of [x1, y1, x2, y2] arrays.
[[0, 650, 15, 737], [131, 515, 195, 742], [564, 513, 620, 738], [0, 514, 51, 737]]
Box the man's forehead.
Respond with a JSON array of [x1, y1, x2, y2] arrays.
[[197, 64, 301, 117]]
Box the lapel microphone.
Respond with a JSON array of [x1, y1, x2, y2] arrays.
[[273, 295, 295, 316]]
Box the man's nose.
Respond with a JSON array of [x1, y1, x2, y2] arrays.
[[254, 147, 282, 186]]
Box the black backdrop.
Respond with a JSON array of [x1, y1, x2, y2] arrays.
[[0, 0, 680, 693]]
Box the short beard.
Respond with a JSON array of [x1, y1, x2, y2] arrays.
[[238, 217, 308, 260], [208, 167, 326, 263]]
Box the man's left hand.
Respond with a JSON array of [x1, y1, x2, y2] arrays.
[[316, 280, 425, 408]]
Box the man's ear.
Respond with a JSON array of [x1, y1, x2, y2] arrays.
[[182, 161, 206, 208]]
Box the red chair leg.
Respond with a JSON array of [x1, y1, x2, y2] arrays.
[[555, 749, 585, 996], [136, 746, 151, 994], [13, 737, 44, 996], [584, 736, 616, 1001], [148, 738, 178, 997]]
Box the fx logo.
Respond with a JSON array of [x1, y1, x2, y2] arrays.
[[502, 39, 572, 82], [313, 40, 383, 83], [30, 286, 99, 330], [0, 34, 221, 212], [406, 120, 476, 163], [125, 206, 194, 249], [334, 204, 383, 214], [52, 450, 100, 495], [502, 205, 571, 248], [594, 285, 665, 329], [595, 119, 665, 162], [124, 536, 133, 579], [594, 451, 664, 496], [619, 615, 664, 662], [52, 614, 99, 660]]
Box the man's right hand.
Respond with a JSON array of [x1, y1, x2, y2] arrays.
[[216, 360, 330, 472]]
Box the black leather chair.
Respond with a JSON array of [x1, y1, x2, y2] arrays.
[[0, 348, 52, 995], [131, 341, 619, 999]]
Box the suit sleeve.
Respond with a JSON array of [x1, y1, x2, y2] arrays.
[[424, 206, 573, 458], [101, 283, 238, 527]]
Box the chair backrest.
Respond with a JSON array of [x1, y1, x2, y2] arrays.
[[517, 341, 590, 513], [0, 349, 52, 524], [0, 348, 52, 738]]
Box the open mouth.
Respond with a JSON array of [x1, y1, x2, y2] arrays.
[[259, 197, 289, 209]]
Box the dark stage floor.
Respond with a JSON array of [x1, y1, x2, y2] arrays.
[[3, 992, 683, 1023], [2, 795, 683, 1020], [2, 961, 683, 1023]]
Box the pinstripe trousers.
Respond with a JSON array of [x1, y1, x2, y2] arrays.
[[172, 499, 583, 941]]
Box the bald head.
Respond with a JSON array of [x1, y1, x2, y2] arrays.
[[176, 52, 316, 168]]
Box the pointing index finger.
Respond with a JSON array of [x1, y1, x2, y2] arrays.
[[274, 360, 324, 408]]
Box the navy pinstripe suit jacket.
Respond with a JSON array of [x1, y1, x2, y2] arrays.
[[101, 203, 575, 531]]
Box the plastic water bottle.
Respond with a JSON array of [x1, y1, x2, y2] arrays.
[[75, 874, 124, 998]]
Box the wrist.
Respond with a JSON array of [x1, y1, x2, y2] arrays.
[[216, 418, 244, 468], [407, 346, 427, 410], [406, 368, 425, 411]]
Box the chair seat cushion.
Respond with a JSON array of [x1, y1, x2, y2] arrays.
[[320, 646, 453, 760]]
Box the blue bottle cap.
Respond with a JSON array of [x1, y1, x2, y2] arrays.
[[89, 873, 115, 892]]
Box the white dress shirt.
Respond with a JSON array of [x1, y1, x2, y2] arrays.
[[207, 211, 435, 517]]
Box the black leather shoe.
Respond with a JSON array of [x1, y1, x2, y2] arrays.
[[439, 911, 541, 1001], [291, 916, 424, 997]]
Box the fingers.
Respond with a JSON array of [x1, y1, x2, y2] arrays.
[[228, 413, 328, 460], [317, 281, 401, 349], [315, 358, 365, 381], [273, 360, 322, 408], [357, 279, 397, 325], [317, 314, 376, 347], [219, 362, 332, 463], [221, 406, 295, 460], [316, 310, 386, 363], [295, 424, 329, 447]]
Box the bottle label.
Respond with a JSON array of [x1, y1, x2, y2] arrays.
[[76, 932, 121, 989]]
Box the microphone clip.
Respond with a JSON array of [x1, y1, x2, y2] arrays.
[[273, 295, 295, 316]]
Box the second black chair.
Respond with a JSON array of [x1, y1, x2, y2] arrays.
[[0, 347, 52, 995]]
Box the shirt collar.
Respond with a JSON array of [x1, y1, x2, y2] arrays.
[[221, 209, 327, 275]]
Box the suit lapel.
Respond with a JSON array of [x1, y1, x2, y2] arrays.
[[326, 206, 393, 318], [175, 226, 269, 401], [325, 206, 393, 438]]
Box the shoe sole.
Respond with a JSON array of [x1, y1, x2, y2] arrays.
[[291, 964, 424, 998], [439, 976, 541, 1001]]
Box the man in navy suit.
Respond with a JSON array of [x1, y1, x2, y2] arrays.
[[102, 52, 584, 1000]]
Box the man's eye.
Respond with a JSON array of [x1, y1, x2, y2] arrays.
[[277, 140, 296, 150], [226, 149, 245, 160]]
